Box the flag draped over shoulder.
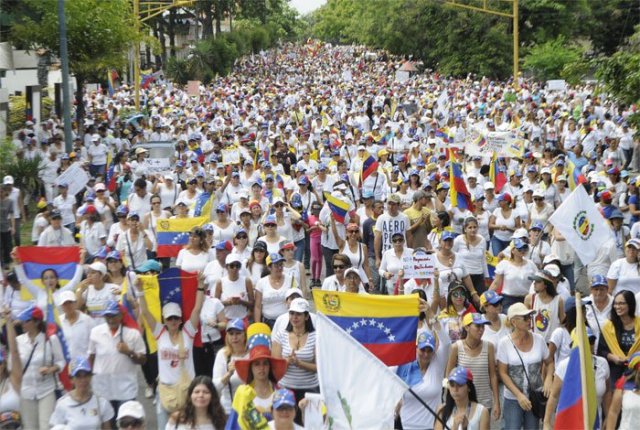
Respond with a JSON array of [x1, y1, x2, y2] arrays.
[[156, 217, 208, 258], [554, 294, 597, 429], [360, 154, 379, 185], [313, 290, 419, 365], [46, 290, 72, 390], [566, 158, 587, 191], [448, 150, 473, 210], [316, 313, 409, 429], [323, 192, 350, 224], [548, 185, 611, 264], [16, 246, 80, 300], [158, 268, 202, 346], [138, 274, 162, 354], [224, 385, 269, 430]]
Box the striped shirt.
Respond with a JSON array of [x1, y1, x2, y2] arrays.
[[274, 330, 318, 389], [456, 340, 493, 410]]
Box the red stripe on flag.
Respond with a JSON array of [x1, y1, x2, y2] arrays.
[[157, 245, 184, 258], [364, 341, 416, 366], [179, 270, 202, 347], [16, 246, 80, 264]]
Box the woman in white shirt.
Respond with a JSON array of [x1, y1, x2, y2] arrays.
[[76, 261, 119, 324], [212, 319, 247, 414], [214, 254, 254, 321], [490, 238, 538, 313], [0, 309, 22, 424], [254, 253, 295, 329], [176, 227, 211, 273], [115, 211, 152, 270], [379, 232, 414, 295], [79, 207, 107, 259], [453, 217, 489, 295], [16, 305, 65, 430], [153, 175, 180, 210], [142, 194, 171, 257], [138, 277, 205, 430], [607, 238, 640, 295], [489, 193, 519, 256]]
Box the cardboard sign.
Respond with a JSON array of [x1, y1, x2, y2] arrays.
[[54, 163, 89, 196], [402, 249, 436, 281], [187, 80, 200, 97]]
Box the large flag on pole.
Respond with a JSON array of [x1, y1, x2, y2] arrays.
[[448, 149, 473, 210], [554, 293, 597, 429], [313, 290, 419, 365], [316, 313, 409, 429], [548, 185, 611, 264], [566, 158, 587, 191]]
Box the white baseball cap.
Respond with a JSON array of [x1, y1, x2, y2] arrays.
[[162, 302, 182, 319], [2, 176, 14, 185], [289, 298, 310, 313], [117, 400, 145, 420], [56, 290, 77, 307]]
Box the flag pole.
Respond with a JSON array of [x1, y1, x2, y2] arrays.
[[575, 292, 590, 428], [407, 388, 451, 430]]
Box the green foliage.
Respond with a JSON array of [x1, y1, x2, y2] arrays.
[[523, 37, 583, 81], [8, 95, 54, 134], [0, 139, 42, 196], [10, 0, 139, 81], [596, 25, 640, 105], [165, 57, 193, 86]]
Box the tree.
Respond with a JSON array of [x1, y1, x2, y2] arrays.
[[596, 25, 640, 106], [523, 37, 584, 82], [10, 0, 140, 126]]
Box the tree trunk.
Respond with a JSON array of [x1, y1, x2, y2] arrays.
[[202, 1, 214, 39], [169, 9, 176, 58], [214, 0, 222, 36], [75, 75, 86, 139], [154, 20, 164, 67]]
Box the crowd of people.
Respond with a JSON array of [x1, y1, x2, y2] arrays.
[[1, 40, 640, 429]]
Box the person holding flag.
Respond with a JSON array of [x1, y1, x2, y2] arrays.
[[606, 352, 640, 429]]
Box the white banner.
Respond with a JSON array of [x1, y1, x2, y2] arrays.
[[54, 163, 89, 196], [466, 129, 525, 158], [549, 185, 612, 264], [403, 249, 436, 281], [316, 313, 408, 429]]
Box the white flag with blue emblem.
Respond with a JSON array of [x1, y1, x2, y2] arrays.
[[316, 313, 408, 429], [549, 184, 611, 264]]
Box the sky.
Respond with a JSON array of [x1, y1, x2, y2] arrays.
[[290, 0, 326, 15]]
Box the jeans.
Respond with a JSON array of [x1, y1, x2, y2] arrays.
[[501, 294, 525, 315], [503, 398, 539, 430], [368, 256, 381, 293], [491, 236, 511, 256], [470, 273, 487, 295], [623, 148, 633, 170], [322, 246, 337, 277], [294, 238, 305, 263], [561, 263, 575, 293], [90, 164, 106, 178], [304, 233, 311, 270]]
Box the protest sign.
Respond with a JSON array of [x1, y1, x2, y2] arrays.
[[54, 163, 89, 196], [187, 80, 200, 96], [466, 130, 525, 158], [222, 148, 241, 165], [402, 249, 435, 281]]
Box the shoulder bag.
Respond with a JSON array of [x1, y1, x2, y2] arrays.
[[509, 336, 547, 420], [158, 331, 191, 412]]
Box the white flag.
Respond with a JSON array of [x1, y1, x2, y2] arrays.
[[316, 313, 408, 430], [549, 185, 611, 264]]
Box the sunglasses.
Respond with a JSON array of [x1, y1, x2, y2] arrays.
[[333, 265, 346, 270], [348, 230, 359, 234], [392, 238, 404, 243], [274, 203, 285, 208], [118, 418, 144, 428], [265, 223, 276, 227], [236, 235, 248, 239], [227, 263, 241, 269], [534, 197, 544, 201], [166, 316, 181, 321], [451, 291, 466, 298]]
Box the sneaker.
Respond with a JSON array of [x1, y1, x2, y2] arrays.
[[145, 386, 154, 399]]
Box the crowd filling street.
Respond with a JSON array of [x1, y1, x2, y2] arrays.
[[0, 41, 639, 429]]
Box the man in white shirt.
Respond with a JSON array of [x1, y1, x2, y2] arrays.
[[374, 193, 411, 266], [87, 134, 109, 178], [88, 300, 146, 415], [38, 209, 76, 246]]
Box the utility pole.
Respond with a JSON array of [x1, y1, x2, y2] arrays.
[[443, 0, 519, 89], [58, 0, 73, 153]]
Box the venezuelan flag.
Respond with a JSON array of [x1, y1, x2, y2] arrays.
[[566, 158, 587, 191], [435, 129, 449, 143], [156, 217, 207, 258], [490, 153, 507, 192], [16, 246, 80, 300], [323, 192, 350, 224], [554, 294, 597, 430], [46, 290, 72, 390], [107, 69, 117, 96], [225, 385, 269, 430], [159, 268, 202, 346], [360, 154, 379, 184], [139, 274, 163, 354], [313, 290, 419, 366], [193, 192, 212, 218], [448, 150, 473, 210], [486, 251, 499, 280]]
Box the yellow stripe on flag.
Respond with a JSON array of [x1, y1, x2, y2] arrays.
[[312, 290, 419, 318], [139, 275, 162, 354]]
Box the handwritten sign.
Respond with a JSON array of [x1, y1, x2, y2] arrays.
[[402, 249, 436, 281], [187, 80, 201, 97], [222, 148, 240, 165], [466, 130, 525, 158]]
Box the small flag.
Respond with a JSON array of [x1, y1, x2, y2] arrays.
[[193, 192, 212, 218], [566, 158, 587, 191], [490, 153, 507, 192], [46, 290, 72, 390], [360, 154, 379, 185], [323, 192, 350, 224], [159, 268, 202, 346], [448, 150, 473, 210], [156, 217, 208, 258]]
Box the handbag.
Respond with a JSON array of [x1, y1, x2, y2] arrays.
[[509, 336, 547, 420], [158, 332, 191, 412]]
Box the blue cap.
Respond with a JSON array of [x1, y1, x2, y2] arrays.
[[416, 159, 425, 167], [226, 318, 245, 332], [298, 175, 309, 185], [136, 259, 162, 273], [441, 230, 456, 241], [410, 169, 420, 177], [101, 300, 121, 316], [115, 205, 129, 216], [262, 162, 272, 169], [318, 163, 327, 171], [564, 296, 577, 313], [176, 161, 185, 168], [266, 253, 285, 266], [264, 214, 277, 225], [530, 222, 544, 231], [462, 312, 490, 326], [392, 166, 400, 173], [203, 223, 214, 232], [448, 366, 473, 385], [215, 240, 233, 251], [216, 203, 227, 213], [417, 331, 436, 350], [272, 388, 296, 409], [513, 238, 528, 250], [94, 246, 108, 260], [480, 290, 503, 307], [69, 356, 92, 377], [16, 304, 44, 322], [106, 250, 121, 260], [527, 165, 537, 173], [591, 274, 608, 288]]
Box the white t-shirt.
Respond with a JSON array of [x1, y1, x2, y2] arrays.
[[217, 276, 250, 320], [555, 355, 609, 405], [452, 236, 488, 276], [255, 274, 294, 320], [49, 393, 114, 429], [482, 314, 509, 349], [374, 212, 410, 253], [607, 258, 640, 295], [176, 249, 211, 273], [154, 320, 197, 385], [200, 297, 225, 343], [496, 333, 549, 400], [60, 311, 95, 359], [548, 327, 572, 364], [496, 259, 538, 297], [82, 284, 118, 323]]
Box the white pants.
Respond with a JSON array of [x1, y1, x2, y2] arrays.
[[21, 391, 56, 430]]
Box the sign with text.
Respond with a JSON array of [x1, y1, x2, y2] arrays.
[[402, 249, 436, 281], [54, 163, 89, 196], [466, 130, 525, 158]]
